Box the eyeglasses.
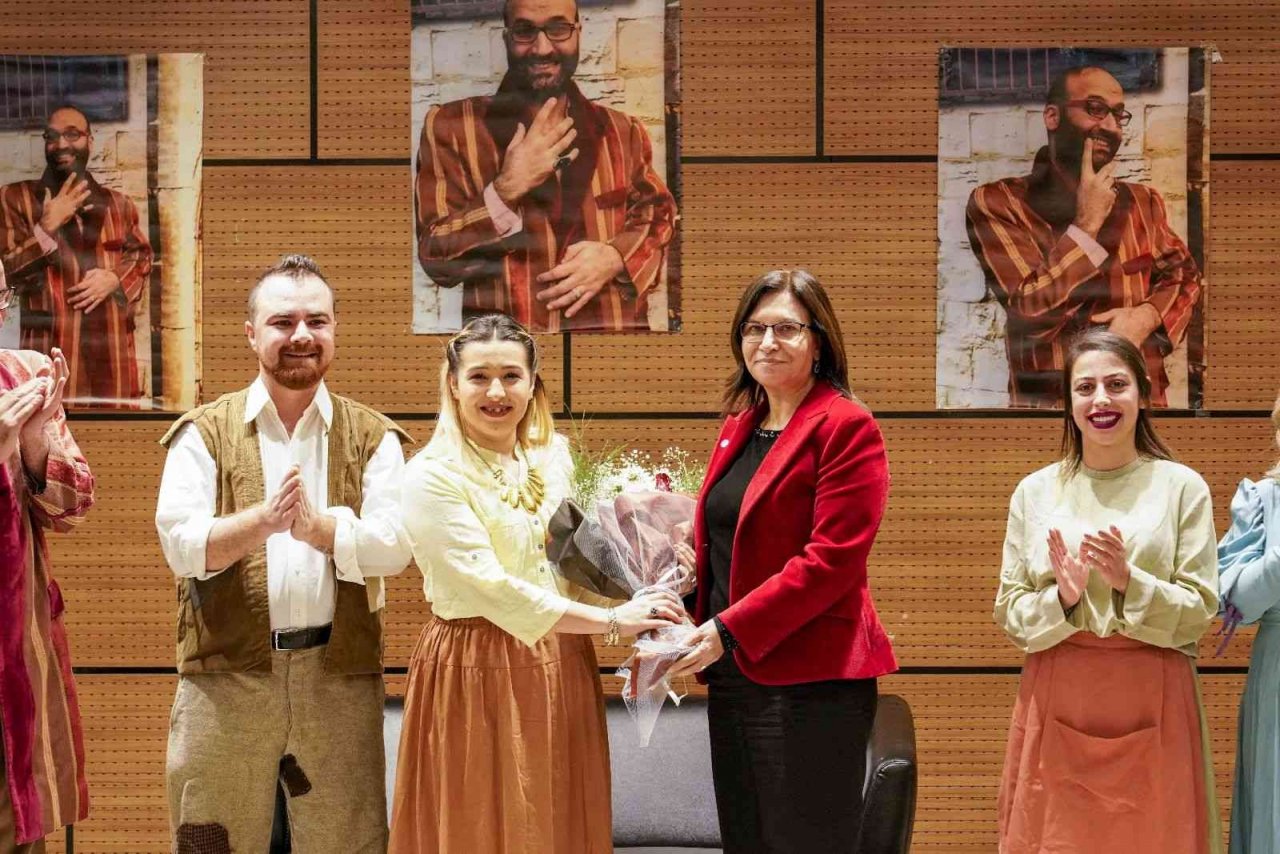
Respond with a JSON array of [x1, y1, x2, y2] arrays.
[[506, 21, 579, 44], [0, 288, 15, 310], [739, 320, 814, 344], [42, 128, 88, 144], [1061, 98, 1132, 128]]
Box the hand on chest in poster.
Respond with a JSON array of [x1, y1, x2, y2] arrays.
[[494, 97, 579, 206], [67, 268, 121, 314], [536, 241, 625, 318], [1090, 303, 1162, 350], [39, 173, 92, 234]]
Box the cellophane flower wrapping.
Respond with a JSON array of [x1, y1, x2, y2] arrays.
[[596, 490, 698, 746], [546, 444, 703, 745]]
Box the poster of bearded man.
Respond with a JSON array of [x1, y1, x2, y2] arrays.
[[0, 53, 202, 410], [936, 47, 1209, 410], [411, 0, 681, 334]]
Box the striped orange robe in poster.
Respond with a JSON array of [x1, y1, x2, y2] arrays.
[[415, 78, 677, 332], [0, 348, 94, 846], [0, 171, 153, 409], [966, 147, 1202, 408]]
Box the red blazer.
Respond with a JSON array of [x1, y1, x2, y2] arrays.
[[693, 382, 898, 685]]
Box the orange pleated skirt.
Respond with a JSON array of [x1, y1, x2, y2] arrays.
[[388, 617, 613, 854], [998, 632, 1220, 853]]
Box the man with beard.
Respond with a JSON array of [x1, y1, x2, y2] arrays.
[[966, 66, 1203, 407], [0, 105, 153, 408], [0, 257, 95, 853], [154, 255, 412, 852], [415, 0, 677, 331]]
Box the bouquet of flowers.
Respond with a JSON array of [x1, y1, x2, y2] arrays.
[[547, 443, 702, 745]]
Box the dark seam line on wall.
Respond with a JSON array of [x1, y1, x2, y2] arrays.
[[63, 409, 1273, 423], [684, 152, 1277, 165], [309, 0, 319, 160], [814, 0, 824, 156], [682, 154, 937, 164], [72, 666, 177, 675], [1215, 152, 1280, 160], [205, 157, 409, 167], [562, 332, 573, 413]]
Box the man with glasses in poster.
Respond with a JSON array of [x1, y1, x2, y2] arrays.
[[965, 65, 1203, 408], [415, 0, 677, 332], [0, 105, 153, 409]]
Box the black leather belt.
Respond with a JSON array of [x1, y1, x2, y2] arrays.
[[271, 623, 332, 651]]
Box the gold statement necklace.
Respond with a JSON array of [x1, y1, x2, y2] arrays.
[[469, 440, 546, 512]]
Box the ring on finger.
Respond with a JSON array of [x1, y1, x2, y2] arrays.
[[555, 154, 572, 171], [648, 607, 658, 617]]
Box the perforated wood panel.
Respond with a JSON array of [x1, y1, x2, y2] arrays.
[[824, 0, 1280, 155], [571, 162, 936, 411], [317, 0, 407, 159], [681, 0, 817, 156], [0, 0, 309, 159]]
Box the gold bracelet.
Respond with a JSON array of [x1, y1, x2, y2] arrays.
[[606, 607, 620, 646]]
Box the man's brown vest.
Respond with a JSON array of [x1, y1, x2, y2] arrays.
[[159, 388, 410, 675]]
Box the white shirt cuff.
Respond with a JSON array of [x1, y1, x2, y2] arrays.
[[484, 182, 523, 238], [327, 508, 363, 584], [1067, 224, 1109, 268], [173, 516, 218, 581], [33, 224, 59, 255]]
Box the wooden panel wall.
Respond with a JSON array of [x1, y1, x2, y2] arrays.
[[5, 0, 1278, 850]]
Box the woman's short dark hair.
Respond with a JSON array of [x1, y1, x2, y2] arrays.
[[1059, 328, 1174, 478], [722, 269, 851, 415]]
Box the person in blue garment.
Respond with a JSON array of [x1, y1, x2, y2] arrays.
[[1219, 393, 1280, 853]]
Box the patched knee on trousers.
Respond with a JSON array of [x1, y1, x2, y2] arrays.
[[279, 754, 312, 797], [175, 822, 231, 854]]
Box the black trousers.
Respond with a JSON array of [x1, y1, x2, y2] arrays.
[[705, 655, 877, 854]]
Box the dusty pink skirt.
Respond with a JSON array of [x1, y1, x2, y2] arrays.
[[999, 633, 1219, 853]]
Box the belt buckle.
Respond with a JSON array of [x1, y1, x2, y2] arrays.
[[271, 627, 298, 651]]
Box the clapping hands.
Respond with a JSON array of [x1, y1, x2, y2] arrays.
[[1046, 524, 1130, 612]]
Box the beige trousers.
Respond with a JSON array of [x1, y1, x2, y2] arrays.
[[166, 646, 387, 854], [0, 742, 46, 854]]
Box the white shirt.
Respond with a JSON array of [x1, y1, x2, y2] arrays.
[[155, 379, 411, 630]]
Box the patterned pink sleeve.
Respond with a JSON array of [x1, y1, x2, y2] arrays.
[[29, 409, 94, 532]]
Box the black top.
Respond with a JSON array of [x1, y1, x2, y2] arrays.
[[704, 427, 782, 621]]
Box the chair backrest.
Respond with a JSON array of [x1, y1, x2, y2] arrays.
[[858, 694, 918, 854], [606, 696, 721, 848]]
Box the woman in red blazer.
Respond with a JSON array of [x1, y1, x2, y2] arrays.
[[668, 269, 897, 853]]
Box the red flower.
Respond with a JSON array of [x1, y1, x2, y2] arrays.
[[655, 472, 672, 492]]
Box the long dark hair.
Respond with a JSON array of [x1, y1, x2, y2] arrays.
[[1059, 328, 1174, 478], [440, 313, 554, 447], [721, 269, 852, 415]]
